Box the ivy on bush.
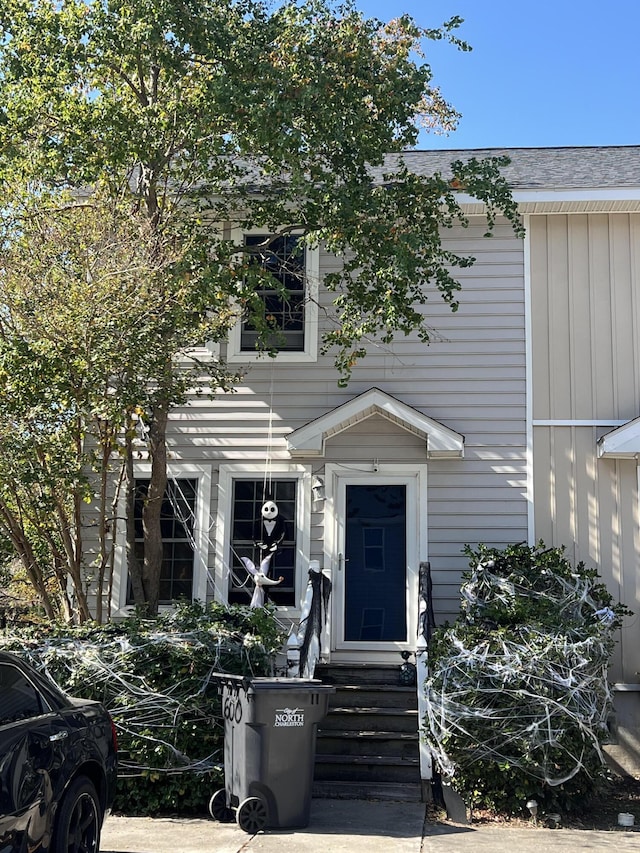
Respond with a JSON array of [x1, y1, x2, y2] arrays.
[[424, 542, 631, 816], [0, 601, 287, 815]]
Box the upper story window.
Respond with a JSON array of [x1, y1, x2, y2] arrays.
[[241, 235, 306, 353], [227, 232, 319, 364]]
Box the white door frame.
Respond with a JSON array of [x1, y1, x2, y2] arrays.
[[323, 463, 428, 660]]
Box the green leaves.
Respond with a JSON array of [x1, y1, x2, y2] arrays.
[[1, 600, 287, 814], [0, 189, 243, 620], [0, 1, 523, 385], [425, 542, 629, 814]]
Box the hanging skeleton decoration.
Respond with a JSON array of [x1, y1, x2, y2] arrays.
[[240, 554, 284, 608], [254, 499, 286, 554]]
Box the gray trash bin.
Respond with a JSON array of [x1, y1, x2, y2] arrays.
[[209, 674, 335, 832]]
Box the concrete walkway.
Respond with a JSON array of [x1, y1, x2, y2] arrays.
[[101, 799, 424, 853], [100, 799, 639, 853], [422, 822, 639, 852]]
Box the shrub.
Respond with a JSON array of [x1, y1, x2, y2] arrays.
[[0, 600, 287, 814], [424, 542, 630, 816]]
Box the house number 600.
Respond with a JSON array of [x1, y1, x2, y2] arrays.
[[223, 694, 243, 723]]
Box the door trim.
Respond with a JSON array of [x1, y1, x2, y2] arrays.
[[323, 463, 428, 658]]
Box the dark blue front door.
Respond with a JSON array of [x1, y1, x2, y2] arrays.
[[344, 484, 407, 642]]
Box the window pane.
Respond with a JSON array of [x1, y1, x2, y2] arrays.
[[241, 234, 306, 352], [233, 480, 256, 501], [229, 479, 297, 607], [128, 479, 196, 605], [232, 519, 255, 540]]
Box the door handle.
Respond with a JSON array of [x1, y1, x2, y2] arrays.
[[49, 730, 68, 742], [338, 553, 349, 572]]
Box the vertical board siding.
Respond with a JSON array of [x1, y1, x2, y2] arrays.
[[533, 426, 639, 680], [568, 216, 594, 419], [531, 214, 640, 683], [590, 216, 615, 419], [160, 218, 528, 626], [532, 214, 640, 420]]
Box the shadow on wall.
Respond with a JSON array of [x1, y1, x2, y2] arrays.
[[605, 691, 640, 776]]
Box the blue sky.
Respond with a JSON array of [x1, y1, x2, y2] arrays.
[[355, 0, 640, 150]]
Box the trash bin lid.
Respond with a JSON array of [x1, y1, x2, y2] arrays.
[[247, 677, 334, 691], [210, 672, 334, 692]]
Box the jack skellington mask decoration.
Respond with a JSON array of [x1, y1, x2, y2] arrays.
[[254, 499, 286, 553]]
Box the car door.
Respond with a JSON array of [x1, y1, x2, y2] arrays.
[[0, 661, 63, 852]]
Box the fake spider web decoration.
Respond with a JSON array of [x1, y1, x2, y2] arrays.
[[4, 626, 277, 777], [423, 548, 623, 788]]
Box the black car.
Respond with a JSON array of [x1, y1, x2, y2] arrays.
[[0, 650, 117, 853]]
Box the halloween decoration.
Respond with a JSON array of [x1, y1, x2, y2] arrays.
[[418, 561, 436, 643], [424, 547, 626, 792], [254, 499, 286, 553], [240, 554, 284, 608], [296, 561, 332, 678]]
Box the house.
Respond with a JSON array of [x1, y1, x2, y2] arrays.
[[110, 145, 640, 775]]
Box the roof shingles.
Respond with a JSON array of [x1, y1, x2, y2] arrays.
[[382, 146, 640, 190]]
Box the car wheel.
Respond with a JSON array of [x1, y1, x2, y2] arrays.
[[52, 775, 102, 853]]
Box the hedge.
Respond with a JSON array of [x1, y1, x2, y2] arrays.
[[0, 601, 287, 814], [424, 542, 630, 816]]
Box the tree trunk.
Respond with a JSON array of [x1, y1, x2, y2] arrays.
[[0, 501, 58, 620]]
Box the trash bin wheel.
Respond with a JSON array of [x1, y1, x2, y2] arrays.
[[209, 789, 234, 823], [236, 796, 268, 833]]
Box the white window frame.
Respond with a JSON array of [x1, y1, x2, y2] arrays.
[[215, 462, 312, 614], [111, 463, 212, 617], [226, 228, 319, 364]]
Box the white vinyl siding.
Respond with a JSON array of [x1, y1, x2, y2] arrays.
[[164, 218, 528, 626]]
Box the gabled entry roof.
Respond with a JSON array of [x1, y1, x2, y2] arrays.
[[597, 417, 640, 459], [286, 387, 464, 459]]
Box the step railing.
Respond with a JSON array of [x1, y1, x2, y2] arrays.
[[286, 560, 332, 678], [416, 560, 435, 783]]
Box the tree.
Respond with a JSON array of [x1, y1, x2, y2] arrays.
[[0, 0, 522, 618], [0, 193, 241, 620]]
